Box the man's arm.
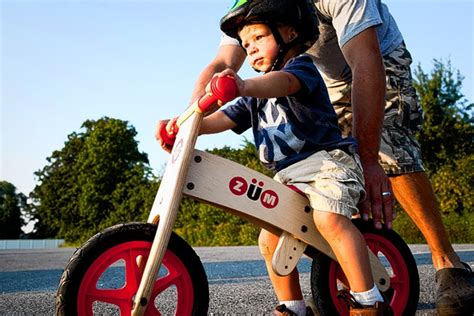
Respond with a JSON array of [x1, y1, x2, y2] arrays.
[[190, 44, 247, 104], [341, 27, 394, 229], [156, 44, 244, 152]]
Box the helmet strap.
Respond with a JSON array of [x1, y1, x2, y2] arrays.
[[267, 23, 295, 73]]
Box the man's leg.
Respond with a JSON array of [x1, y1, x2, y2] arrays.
[[329, 41, 473, 312], [390, 171, 474, 313], [389, 171, 463, 270]]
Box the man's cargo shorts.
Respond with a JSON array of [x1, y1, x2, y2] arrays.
[[326, 43, 425, 175]]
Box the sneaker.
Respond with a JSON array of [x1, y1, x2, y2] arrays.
[[436, 262, 474, 315], [274, 303, 315, 316], [337, 290, 393, 316]]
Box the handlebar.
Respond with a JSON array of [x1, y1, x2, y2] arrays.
[[160, 76, 237, 146], [197, 75, 238, 113]]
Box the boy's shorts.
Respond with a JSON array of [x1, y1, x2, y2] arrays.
[[274, 149, 366, 219], [326, 43, 425, 175]]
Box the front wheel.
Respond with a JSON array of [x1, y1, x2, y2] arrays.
[[310, 219, 419, 315], [56, 222, 209, 315]]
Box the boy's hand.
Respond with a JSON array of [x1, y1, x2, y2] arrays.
[[208, 69, 244, 103], [155, 117, 179, 153]]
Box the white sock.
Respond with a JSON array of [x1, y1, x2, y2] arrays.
[[350, 284, 384, 306], [279, 300, 306, 316]]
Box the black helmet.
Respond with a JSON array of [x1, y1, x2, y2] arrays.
[[220, 0, 319, 51]]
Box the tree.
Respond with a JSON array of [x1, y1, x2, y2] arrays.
[[393, 60, 474, 242], [0, 181, 26, 239], [28, 117, 158, 244], [413, 59, 473, 172], [413, 60, 473, 215]]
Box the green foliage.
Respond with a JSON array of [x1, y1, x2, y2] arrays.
[[391, 59, 474, 243], [413, 60, 473, 172], [28, 117, 158, 244], [430, 156, 473, 216], [392, 207, 425, 244], [0, 181, 26, 239], [412, 60, 473, 219], [209, 139, 273, 177], [174, 199, 260, 246], [393, 204, 474, 244]]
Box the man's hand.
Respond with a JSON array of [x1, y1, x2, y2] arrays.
[[359, 161, 395, 230], [155, 117, 178, 153]]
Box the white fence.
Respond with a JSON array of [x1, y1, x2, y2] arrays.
[[0, 239, 65, 249]]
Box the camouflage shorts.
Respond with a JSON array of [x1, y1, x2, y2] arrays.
[[328, 43, 425, 175]]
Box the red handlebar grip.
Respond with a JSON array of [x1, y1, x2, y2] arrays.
[[160, 126, 176, 147], [210, 75, 238, 103], [198, 76, 237, 112]]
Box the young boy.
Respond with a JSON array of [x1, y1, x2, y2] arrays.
[[156, 0, 391, 315]]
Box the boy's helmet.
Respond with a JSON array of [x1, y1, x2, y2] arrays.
[[220, 0, 319, 50]]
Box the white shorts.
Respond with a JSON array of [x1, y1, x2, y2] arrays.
[[274, 149, 366, 219]]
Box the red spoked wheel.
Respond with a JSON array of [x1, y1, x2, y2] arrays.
[[56, 223, 208, 316], [311, 219, 419, 316]]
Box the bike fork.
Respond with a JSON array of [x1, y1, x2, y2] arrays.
[[131, 112, 203, 316]]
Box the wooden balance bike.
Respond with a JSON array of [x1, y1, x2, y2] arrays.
[[56, 76, 420, 316]]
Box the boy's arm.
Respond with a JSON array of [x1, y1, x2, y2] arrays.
[[217, 69, 302, 99], [155, 111, 237, 153], [200, 111, 237, 135]]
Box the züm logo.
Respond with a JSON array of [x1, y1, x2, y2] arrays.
[[229, 176, 279, 209]]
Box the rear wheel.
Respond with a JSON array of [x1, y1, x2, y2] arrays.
[[310, 219, 419, 315], [56, 222, 208, 315]]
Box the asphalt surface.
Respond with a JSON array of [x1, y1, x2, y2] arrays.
[[0, 244, 473, 315]]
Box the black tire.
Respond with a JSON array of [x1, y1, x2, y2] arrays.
[[56, 222, 209, 315], [310, 219, 419, 316]]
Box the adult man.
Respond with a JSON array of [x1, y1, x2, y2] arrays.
[[188, 0, 474, 313]]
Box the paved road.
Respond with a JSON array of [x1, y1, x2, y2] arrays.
[[0, 245, 473, 315]]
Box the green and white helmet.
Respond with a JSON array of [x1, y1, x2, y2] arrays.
[[220, 0, 319, 51]]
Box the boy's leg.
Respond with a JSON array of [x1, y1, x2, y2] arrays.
[[259, 229, 313, 315], [312, 210, 373, 292], [313, 210, 394, 316], [258, 229, 304, 300], [270, 149, 389, 313]]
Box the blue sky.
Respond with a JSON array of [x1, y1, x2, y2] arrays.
[[1, 0, 473, 197]]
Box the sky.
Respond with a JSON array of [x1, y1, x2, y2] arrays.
[[1, 0, 473, 199]]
